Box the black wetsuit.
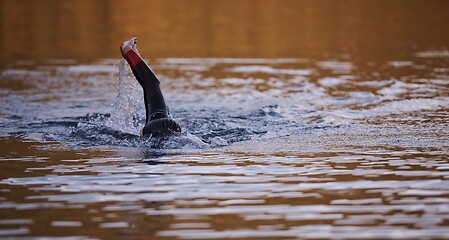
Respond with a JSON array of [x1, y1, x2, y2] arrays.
[[124, 49, 181, 136]]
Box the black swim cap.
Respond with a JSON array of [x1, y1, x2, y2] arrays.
[[142, 118, 181, 137]]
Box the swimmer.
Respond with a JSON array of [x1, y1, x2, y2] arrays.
[[120, 37, 181, 137]]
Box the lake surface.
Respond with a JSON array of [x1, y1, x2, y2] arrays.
[[1, 1, 449, 239]]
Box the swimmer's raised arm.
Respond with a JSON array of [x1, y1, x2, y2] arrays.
[[120, 38, 181, 137]]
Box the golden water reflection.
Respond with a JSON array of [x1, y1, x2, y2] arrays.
[[1, 1, 449, 239], [1, 0, 449, 63]]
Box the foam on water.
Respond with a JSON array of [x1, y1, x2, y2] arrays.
[[63, 58, 259, 150]]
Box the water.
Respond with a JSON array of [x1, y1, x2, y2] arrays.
[[2, 1, 449, 239], [1, 51, 449, 239]]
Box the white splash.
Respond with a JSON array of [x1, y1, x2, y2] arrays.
[[106, 59, 143, 134]]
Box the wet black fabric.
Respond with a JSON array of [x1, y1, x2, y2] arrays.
[[132, 61, 168, 123], [131, 61, 181, 136]]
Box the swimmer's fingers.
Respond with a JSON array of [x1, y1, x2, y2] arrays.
[[132, 37, 138, 50]]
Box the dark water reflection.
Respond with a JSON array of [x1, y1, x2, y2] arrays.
[[1, 1, 449, 239]]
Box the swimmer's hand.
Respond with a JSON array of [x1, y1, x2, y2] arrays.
[[120, 37, 137, 57]]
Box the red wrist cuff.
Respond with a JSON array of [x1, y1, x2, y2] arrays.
[[124, 50, 143, 69]]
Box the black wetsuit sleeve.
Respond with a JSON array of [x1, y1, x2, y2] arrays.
[[124, 50, 168, 123], [132, 62, 168, 123]]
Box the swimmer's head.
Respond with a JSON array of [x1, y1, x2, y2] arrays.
[[142, 118, 181, 137]]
